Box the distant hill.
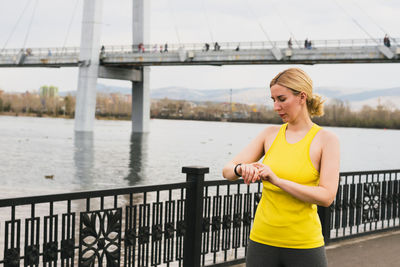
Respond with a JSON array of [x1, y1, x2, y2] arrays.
[[150, 86, 400, 110], [59, 84, 131, 96], [59, 84, 400, 110], [317, 87, 400, 110], [151, 87, 265, 104]]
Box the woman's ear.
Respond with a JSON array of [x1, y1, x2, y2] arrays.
[[299, 91, 307, 104]]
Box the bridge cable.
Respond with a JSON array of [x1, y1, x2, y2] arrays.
[[200, 0, 214, 43], [331, 0, 378, 44], [271, 0, 301, 48], [166, 0, 182, 45], [350, 0, 397, 45], [22, 0, 39, 49], [243, 0, 274, 46], [61, 0, 80, 54], [1, 0, 31, 53]]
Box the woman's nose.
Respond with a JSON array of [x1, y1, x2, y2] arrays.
[[274, 102, 281, 111]]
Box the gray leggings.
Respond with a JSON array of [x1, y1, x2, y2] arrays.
[[246, 239, 327, 267]]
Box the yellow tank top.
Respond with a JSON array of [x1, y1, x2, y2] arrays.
[[249, 123, 324, 249]]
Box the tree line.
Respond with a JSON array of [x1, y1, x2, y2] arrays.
[[1, 90, 400, 129]]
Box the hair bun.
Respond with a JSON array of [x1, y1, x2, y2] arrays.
[[307, 94, 324, 117]]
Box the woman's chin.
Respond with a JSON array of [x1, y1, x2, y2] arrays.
[[280, 116, 289, 122]]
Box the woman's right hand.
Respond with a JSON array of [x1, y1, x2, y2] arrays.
[[239, 163, 261, 185]]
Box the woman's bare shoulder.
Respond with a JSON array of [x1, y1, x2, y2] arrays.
[[260, 124, 281, 135], [318, 128, 340, 145], [260, 125, 282, 144]]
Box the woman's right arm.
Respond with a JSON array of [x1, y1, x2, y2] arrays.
[[222, 127, 272, 182]]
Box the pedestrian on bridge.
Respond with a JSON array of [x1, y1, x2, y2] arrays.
[[307, 39, 312, 49], [288, 38, 293, 49], [384, 34, 391, 47], [214, 42, 220, 51], [223, 68, 340, 267], [138, 43, 144, 53], [100, 45, 106, 62]]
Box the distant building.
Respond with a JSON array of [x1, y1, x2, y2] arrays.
[[125, 94, 132, 103], [39, 86, 59, 97], [232, 111, 249, 119]]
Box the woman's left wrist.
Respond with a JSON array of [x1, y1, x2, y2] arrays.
[[233, 163, 242, 177]]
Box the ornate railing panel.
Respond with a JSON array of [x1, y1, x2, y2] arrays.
[[199, 181, 262, 266], [329, 170, 400, 241], [0, 183, 190, 267]]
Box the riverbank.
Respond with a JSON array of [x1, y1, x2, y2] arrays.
[[0, 111, 129, 121], [2, 91, 400, 129], [2, 111, 400, 130]]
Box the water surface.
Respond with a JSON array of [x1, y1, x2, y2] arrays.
[[1, 116, 399, 197]]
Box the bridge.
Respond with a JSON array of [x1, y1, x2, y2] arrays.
[[1, 39, 399, 68], [1, 0, 400, 133]]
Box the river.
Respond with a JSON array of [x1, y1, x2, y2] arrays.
[[0, 115, 399, 198]]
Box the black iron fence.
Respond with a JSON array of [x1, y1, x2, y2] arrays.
[[328, 169, 400, 241], [0, 167, 399, 267]]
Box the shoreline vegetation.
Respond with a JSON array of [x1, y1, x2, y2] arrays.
[[1, 90, 400, 129]]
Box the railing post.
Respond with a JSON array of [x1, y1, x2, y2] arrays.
[[318, 205, 331, 244], [182, 166, 209, 267]]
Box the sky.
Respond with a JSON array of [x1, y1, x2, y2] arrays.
[[0, 0, 399, 94]]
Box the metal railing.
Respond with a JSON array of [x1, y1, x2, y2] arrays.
[[1, 37, 399, 58], [0, 167, 399, 266], [105, 38, 400, 53], [0, 47, 79, 57], [328, 169, 400, 241]]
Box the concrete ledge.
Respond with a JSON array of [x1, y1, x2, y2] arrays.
[[98, 66, 142, 81]]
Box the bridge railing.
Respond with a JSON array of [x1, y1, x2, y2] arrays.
[[1, 37, 398, 59], [105, 37, 400, 54], [0, 47, 79, 57], [0, 167, 399, 266]]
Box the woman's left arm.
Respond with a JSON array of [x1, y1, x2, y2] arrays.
[[256, 131, 340, 207]]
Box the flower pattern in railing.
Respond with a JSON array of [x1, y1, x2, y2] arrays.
[[79, 209, 122, 267], [362, 182, 380, 223]]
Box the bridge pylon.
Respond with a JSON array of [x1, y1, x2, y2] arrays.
[[74, 0, 104, 132], [75, 0, 150, 133], [131, 0, 150, 133]]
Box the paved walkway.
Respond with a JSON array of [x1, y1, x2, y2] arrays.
[[326, 230, 400, 267], [233, 229, 400, 267]]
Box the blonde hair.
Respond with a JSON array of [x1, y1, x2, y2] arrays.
[[270, 68, 324, 117]]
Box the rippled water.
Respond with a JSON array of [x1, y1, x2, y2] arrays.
[[1, 116, 399, 198]]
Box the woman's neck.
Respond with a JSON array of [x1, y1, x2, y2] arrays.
[[287, 113, 313, 132]]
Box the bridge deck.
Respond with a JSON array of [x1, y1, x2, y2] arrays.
[[0, 38, 399, 68]]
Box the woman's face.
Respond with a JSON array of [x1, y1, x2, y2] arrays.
[[270, 84, 304, 123]]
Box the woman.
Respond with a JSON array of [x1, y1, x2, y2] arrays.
[[222, 68, 340, 267]]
